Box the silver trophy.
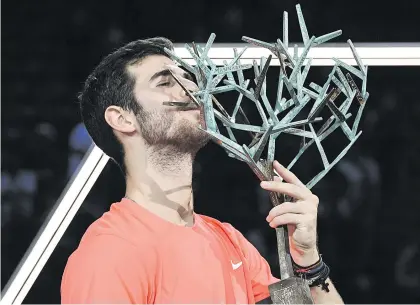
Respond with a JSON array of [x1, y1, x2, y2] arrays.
[[164, 4, 368, 303]]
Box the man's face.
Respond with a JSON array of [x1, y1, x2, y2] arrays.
[[128, 55, 209, 152]]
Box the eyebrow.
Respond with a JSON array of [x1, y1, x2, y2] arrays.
[[149, 68, 194, 83]]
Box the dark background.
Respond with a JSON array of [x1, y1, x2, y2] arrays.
[[2, 0, 420, 303]]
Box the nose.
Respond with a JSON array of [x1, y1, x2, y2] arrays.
[[175, 77, 199, 102]]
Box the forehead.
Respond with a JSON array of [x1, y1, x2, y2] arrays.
[[127, 55, 176, 83]]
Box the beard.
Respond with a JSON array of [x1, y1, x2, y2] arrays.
[[136, 107, 210, 154]]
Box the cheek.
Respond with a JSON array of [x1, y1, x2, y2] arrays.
[[138, 108, 175, 129], [135, 89, 167, 112]]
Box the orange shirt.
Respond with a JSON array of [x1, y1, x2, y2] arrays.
[[61, 198, 279, 304]]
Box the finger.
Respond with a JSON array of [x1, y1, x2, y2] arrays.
[[273, 160, 306, 188], [273, 175, 283, 182], [260, 180, 311, 200], [269, 213, 307, 228], [266, 201, 308, 222]]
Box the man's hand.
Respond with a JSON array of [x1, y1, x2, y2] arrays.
[[260, 160, 320, 267]]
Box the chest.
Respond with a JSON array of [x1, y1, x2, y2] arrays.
[[154, 227, 250, 303]]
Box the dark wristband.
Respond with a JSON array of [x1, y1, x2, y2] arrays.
[[293, 255, 331, 292]]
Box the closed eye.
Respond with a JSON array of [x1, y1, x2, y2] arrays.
[[157, 82, 171, 87]]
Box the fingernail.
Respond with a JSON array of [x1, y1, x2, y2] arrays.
[[260, 181, 269, 187]]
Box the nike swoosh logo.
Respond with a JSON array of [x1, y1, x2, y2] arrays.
[[231, 261, 243, 270]]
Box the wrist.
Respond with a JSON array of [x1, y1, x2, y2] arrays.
[[292, 248, 320, 267]]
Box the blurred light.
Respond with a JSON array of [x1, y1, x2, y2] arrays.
[[35, 123, 57, 140], [2, 172, 13, 193], [6, 127, 22, 139], [15, 170, 38, 194], [69, 122, 92, 152]]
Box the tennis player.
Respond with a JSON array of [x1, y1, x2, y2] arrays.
[[61, 37, 344, 304]]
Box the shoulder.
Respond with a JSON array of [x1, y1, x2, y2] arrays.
[[199, 214, 235, 231], [80, 199, 159, 248], [198, 214, 247, 245], [61, 200, 162, 303], [65, 232, 158, 277], [198, 214, 267, 259], [61, 234, 158, 304], [64, 209, 160, 280]]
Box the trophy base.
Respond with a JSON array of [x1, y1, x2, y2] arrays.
[[269, 276, 314, 304]]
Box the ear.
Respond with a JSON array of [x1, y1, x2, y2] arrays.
[[104, 106, 136, 133]]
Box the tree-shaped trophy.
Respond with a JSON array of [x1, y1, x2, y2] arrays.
[[164, 4, 369, 304]]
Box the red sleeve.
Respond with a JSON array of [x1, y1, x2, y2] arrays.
[[61, 235, 156, 304], [223, 223, 279, 303]]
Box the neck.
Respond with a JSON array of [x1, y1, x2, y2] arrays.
[[125, 144, 196, 226]]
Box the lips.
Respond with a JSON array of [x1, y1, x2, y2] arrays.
[[163, 101, 199, 112], [182, 107, 200, 112]]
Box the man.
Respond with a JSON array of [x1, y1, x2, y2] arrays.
[[61, 37, 344, 304]]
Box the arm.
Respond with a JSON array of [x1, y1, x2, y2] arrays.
[[225, 222, 343, 304], [61, 235, 155, 304], [261, 161, 345, 304], [311, 278, 343, 304], [293, 249, 344, 304]]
